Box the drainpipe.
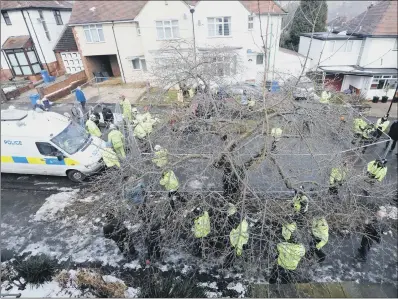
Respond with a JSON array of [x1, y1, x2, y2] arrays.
[[112, 21, 126, 83], [26, 10, 49, 71]]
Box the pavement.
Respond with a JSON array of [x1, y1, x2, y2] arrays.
[[365, 100, 397, 118], [250, 281, 398, 298]]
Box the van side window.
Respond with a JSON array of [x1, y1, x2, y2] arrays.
[[36, 142, 61, 156]]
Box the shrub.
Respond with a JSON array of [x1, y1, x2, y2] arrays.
[[13, 254, 59, 285]]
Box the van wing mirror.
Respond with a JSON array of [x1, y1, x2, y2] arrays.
[[56, 153, 64, 161]]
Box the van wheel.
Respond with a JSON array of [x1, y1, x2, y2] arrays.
[[67, 170, 86, 182]]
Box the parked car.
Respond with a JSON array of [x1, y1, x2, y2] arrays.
[[282, 77, 320, 101]]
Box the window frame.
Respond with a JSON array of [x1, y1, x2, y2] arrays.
[[36, 142, 63, 157], [346, 40, 353, 52], [38, 10, 51, 41], [248, 16, 253, 30], [209, 55, 237, 77], [393, 39, 397, 51], [207, 17, 231, 37], [83, 24, 105, 43], [4, 47, 42, 76], [328, 40, 335, 52], [370, 75, 397, 90], [2, 11, 12, 25], [131, 58, 147, 72], [155, 20, 180, 40], [53, 10, 63, 25], [256, 54, 264, 65]]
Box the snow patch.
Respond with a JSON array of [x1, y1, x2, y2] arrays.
[[188, 179, 204, 190], [89, 6, 96, 12], [198, 282, 218, 290], [227, 282, 245, 297], [1, 280, 80, 298], [33, 190, 79, 221], [44, 187, 75, 192], [124, 260, 142, 270], [379, 205, 398, 220], [103, 275, 124, 284], [34, 182, 57, 185], [125, 287, 140, 298]]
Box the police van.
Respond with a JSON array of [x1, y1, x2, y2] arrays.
[[1, 109, 105, 182]]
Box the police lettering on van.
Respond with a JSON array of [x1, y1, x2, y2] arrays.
[[4, 140, 22, 145]]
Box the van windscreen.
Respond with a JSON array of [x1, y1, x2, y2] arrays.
[[51, 122, 90, 155]]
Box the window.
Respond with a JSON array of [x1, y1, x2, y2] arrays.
[[132, 58, 140, 69], [370, 75, 398, 90], [327, 41, 335, 52], [248, 16, 253, 30], [132, 58, 147, 72], [53, 10, 63, 25], [2, 11, 11, 25], [393, 39, 398, 51], [51, 122, 90, 155], [256, 54, 264, 65], [38, 10, 51, 41], [83, 24, 105, 43], [5, 47, 41, 76], [346, 40, 353, 52], [156, 20, 179, 40], [36, 142, 62, 157], [210, 55, 236, 77], [208, 17, 231, 37]]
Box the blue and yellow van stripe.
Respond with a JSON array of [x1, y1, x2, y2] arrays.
[[1, 156, 80, 166]]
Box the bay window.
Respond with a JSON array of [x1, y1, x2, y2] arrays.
[[370, 75, 398, 90], [4, 47, 42, 76]]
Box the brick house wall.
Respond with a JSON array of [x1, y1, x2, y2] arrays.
[[54, 52, 67, 76], [0, 68, 13, 81]]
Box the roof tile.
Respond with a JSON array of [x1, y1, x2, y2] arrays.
[[53, 27, 78, 51], [1, 1, 73, 11], [343, 0, 397, 36], [2, 35, 32, 49], [69, 1, 147, 24]]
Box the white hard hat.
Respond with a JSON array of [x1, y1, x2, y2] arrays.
[[89, 114, 97, 121], [154, 145, 161, 151], [36, 99, 42, 104], [109, 124, 117, 130], [132, 108, 138, 113]]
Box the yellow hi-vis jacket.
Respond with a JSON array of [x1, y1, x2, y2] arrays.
[[229, 219, 249, 256], [329, 167, 347, 185], [319, 91, 331, 103], [376, 118, 390, 133], [160, 170, 179, 191], [362, 125, 375, 139], [133, 123, 147, 139], [248, 99, 256, 107], [86, 119, 101, 137], [312, 217, 329, 250], [108, 129, 124, 149], [121, 98, 132, 122], [292, 194, 309, 213], [367, 161, 387, 182], [271, 128, 282, 139], [277, 242, 305, 270], [152, 148, 168, 167], [193, 211, 211, 238], [101, 147, 120, 168], [142, 121, 153, 135], [282, 222, 297, 241], [353, 118, 368, 134]]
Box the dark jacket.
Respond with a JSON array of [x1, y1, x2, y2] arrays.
[[363, 218, 386, 243], [102, 107, 114, 122], [388, 121, 398, 141], [103, 219, 128, 242]]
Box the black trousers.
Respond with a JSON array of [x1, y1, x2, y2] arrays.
[[308, 237, 326, 262], [169, 191, 185, 211], [385, 140, 397, 151], [269, 265, 294, 284], [328, 185, 339, 195], [358, 236, 373, 259]]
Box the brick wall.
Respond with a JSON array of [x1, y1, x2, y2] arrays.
[[37, 71, 87, 95], [0, 68, 13, 81], [109, 55, 121, 77], [54, 52, 66, 76], [72, 27, 94, 81]]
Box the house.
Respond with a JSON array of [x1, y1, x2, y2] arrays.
[[298, 0, 398, 100], [68, 0, 292, 85], [0, 0, 73, 82], [53, 26, 84, 75]]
